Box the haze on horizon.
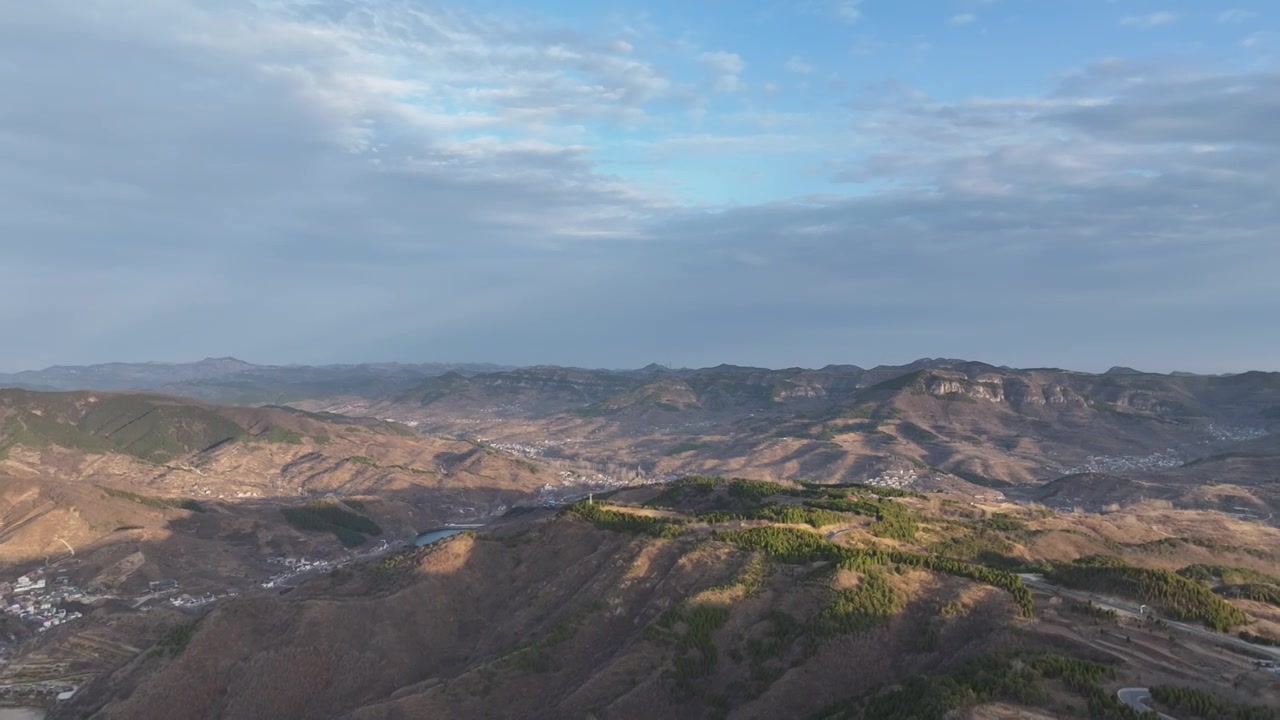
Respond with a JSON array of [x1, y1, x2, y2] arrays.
[[2, 1, 1277, 375]]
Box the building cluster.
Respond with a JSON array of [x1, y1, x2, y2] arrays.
[[1206, 424, 1269, 442], [481, 439, 564, 458], [865, 468, 919, 490], [532, 471, 675, 506], [634, 419, 719, 435], [169, 592, 219, 608], [0, 682, 77, 702], [476, 403, 525, 415], [1, 571, 87, 633], [1063, 449, 1184, 475], [260, 540, 400, 588], [261, 556, 336, 588]]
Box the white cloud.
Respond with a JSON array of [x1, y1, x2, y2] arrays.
[[835, 0, 863, 24], [785, 56, 814, 74], [612, 39, 634, 53], [700, 50, 745, 75], [949, 13, 977, 25], [1120, 12, 1179, 28], [700, 50, 746, 94], [1241, 32, 1272, 48], [0, 2, 1278, 371], [1217, 9, 1256, 24]]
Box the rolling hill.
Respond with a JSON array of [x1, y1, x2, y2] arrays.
[[303, 363, 1280, 518], [52, 479, 1280, 719]]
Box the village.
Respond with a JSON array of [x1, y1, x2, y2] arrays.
[[1, 572, 89, 635], [260, 538, 398, 589]]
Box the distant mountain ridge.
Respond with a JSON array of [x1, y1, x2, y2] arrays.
[[376, 360, 1278, 422], [0, 358, 513, 404]]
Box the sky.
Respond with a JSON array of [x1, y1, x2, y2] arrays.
[[1, 0, 1277, 374]]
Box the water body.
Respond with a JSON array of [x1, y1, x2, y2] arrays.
[[0, 708, 47, 720], [414, 529, 467, 546]]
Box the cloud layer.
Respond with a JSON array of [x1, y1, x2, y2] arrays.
[[1, 1, 1277, 372]]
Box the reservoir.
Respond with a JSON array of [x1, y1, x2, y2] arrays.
[[414, 528, 467, 546]]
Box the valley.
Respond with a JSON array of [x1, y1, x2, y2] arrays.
[[0, 359, 1277, 719]]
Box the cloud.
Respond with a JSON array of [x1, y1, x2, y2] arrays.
[[1047, 71, 1280, 146], [834, 0, 863, 24], [948, 14, 977, 25], [0, 1, 1277, 372], [785, 56, 814, 74], [1120, 12, 1179, 28], [700, 50, 745, 75], [700, 50, 746, 93], [1217, 9, 1257, 23], [1241, 32, 1273, 48]]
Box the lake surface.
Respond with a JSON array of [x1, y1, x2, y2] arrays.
[[0, 708, 47, 720], [414, 529, 467, 546]]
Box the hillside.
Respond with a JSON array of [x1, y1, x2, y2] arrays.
[[0, 388, 547, 501], [303, 363, 1280, 521], [53, 478, 1280, 719], [3, 365, 1280, 718], [0, 389, 561, 595]]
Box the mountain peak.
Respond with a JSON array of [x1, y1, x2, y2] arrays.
[[1104, 366, 1145, 375]]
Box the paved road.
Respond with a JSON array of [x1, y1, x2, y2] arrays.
[[1117, 687, 1176, 719], [1017, 574, 1280, 663]]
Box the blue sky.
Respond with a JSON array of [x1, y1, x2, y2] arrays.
[[0, 0, 1277, 372]]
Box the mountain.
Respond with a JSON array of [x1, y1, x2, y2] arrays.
[[56, 479, 1280, 719], [0, 357, 256, 391], [0, 389, 560, 587], [1104, 366, 1145, 375], [2, 371, 1280, 718], [321, 362, 1280, 508], [0, 359, 513, 405]]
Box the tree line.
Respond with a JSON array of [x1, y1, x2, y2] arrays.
[[1149, 685, 1278, 720], [716, 525, 1033, 617], [1045, 555, 1247, 630]]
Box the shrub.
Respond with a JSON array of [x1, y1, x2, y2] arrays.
[[1150, 685, 1278, 720], [699, 504, 847, 529], [258, 426, 305, 444], [1215, 584, 1280, 607], [645, 476, 724, 507], [281, 502, 382, 546], [1046, 556, 1248, 630], [151, 623, 197, 658], [1238, 630, 1279, 647], [815, 652, 1150, 720], [811, 570, 900, 638], [715, 526, 1034, 617], [981, 513, 1029, 533], [727, 479, 789, 501], [100, 486, 206, 513], [650, 603, 732, 701], [1178, 564, 1280, 586], [564, 502, 685, 538]]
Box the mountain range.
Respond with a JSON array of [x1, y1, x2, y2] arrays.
[[0, 358, 511, 404], [2, 359, 1279, 718]]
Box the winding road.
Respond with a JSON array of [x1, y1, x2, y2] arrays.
[[1017, 573, 1280, 663], [1014, 572, 1280, 720], [1116, 688, 1176, 719]]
